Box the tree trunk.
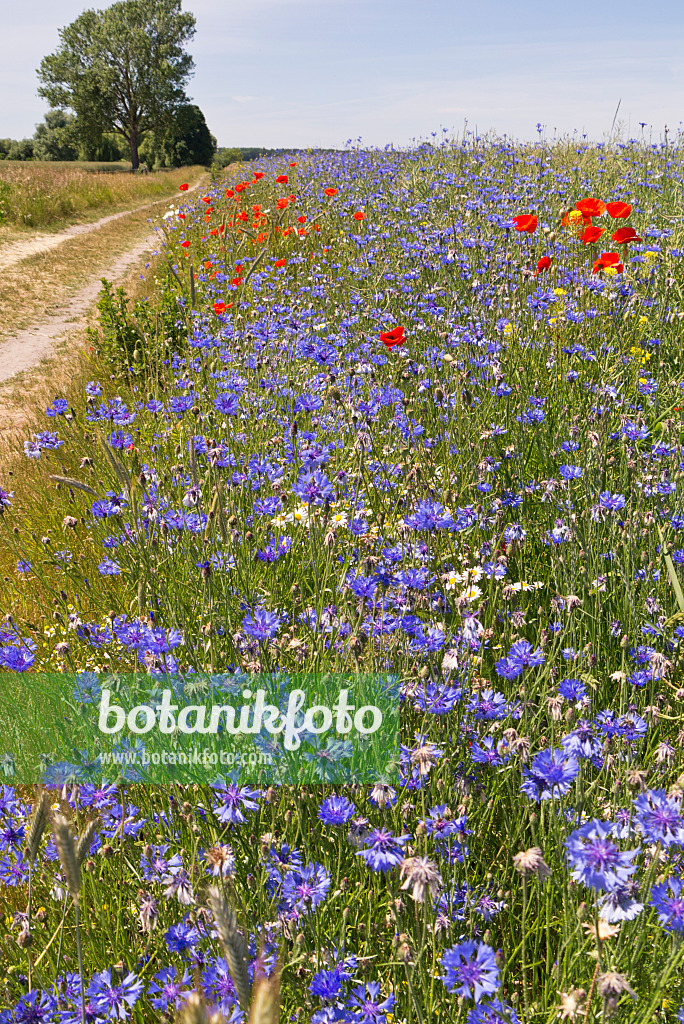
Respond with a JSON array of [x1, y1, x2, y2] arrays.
[[129, 128, 139, 171]]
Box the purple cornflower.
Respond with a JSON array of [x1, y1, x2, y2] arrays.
[[441, 941, 500, 1002], [356, 828, 410, 872], [650, 876, 684, 933], [213, 783, 261, 825], [559, 465, 582, 480], [163, 854, 195, 905], [0, 488, 13, 511], [318, 795, 356, 826], [633, 789, 684, 848], [281, 863, 331, 916], [565, 819, 637, 892], [241, 608, 282, 642], [347, 981, 395, 1021], [87, 968, 143, 1020], [520, 749, 579, 801]]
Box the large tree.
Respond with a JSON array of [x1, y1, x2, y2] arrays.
[[37, 0, 196, 170]]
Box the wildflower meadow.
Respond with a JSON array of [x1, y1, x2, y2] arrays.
[[2, 130, 684, 1023]]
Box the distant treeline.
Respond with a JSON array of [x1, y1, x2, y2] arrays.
[[0, 105, 217, 169]]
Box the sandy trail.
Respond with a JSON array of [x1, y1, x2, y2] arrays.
[[0, 178, 203, 385], [0, 228, 161, 384]]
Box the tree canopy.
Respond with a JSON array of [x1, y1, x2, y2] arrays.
[[140, 103, 216, 168], [37, 0, 196, 169]]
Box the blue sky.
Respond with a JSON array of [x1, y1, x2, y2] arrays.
[[3, 0, 683, 148]]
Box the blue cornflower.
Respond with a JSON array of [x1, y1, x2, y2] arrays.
[[87, 968, 143, 1019], [318, 795, 356, 826], [147, 966, 192, 1012], [212, 783, 260, 825], [12, 990, 57, 1023], [0, 852, 29, 885], [281, 863, 331, 915], [496, 639, 545, 680], [559, 465, 582, 479], [242, 608, 282, 641], [140, 844, 171, 883], [520, 749, 579, 802], [97, 557, 121, 576], [441, 941, 500, 1002], [470, 736, 506, 767], [310, 967, 344, 1003], [558, 678, 586, 702], [599, 491, 626, 511], [165, 920, 200, 956], [292, 469, 335, 505], [356, 828, 409, 872], [467, 998, 519, 1024], [650, 876, 684, 933], [633, 789, 684, 847], [347, 981, 395, 1021], [597, 884, 644, 923], [214, 393, 239, 416], [565, 819, 637, 892]]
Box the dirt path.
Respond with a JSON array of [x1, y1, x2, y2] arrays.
[[0, 177, 204, 386], [0, 180, 202, 274], [0, 228, 161, 384]]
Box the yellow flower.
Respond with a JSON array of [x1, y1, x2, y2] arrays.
[[553, 287, 567, 297], [604, 267, 617, 278], [503, 323, 514, 336]]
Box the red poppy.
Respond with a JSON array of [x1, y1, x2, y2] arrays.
[[579, 225, 605, 245], [576, 197, 605, 218], [253, 171, 264, 180], [289, 162, 297, 168], [213, 302, 226, 314], [231, 276, 243, 287], [201, 196, 211, 204], [353, 211, 366, 221], [181, 240, 190, 248], [178, 183, 189, 191], [204, 260, 212, 269], [612, 226, 642, 244], [276, 198, 289, 210], [380, 325, 406, 349], [512, 214, 537, 233], [324, 187, 339, 197], [534, 256, 552, 276], [276, 174, 289, 184], [235, 182, 249, 193], [178, 213, 185, 220], [606, 201, 631, 219], [225, 189, 234, 198], [297, 215, 307, 224], [562, 209, 592, 229], [592, 251, 624, 274], [274, 258, 287, 268], [288, 194, 296, 202]]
